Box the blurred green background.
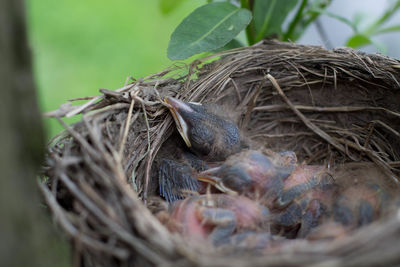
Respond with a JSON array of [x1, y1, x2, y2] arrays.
[[27, 0, 206, 137]]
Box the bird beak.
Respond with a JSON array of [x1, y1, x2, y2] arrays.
[[164, 97, 192, 148], [197, 167, 238, 195]]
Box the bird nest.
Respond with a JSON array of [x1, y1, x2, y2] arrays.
[[41, 40, 400, 266]]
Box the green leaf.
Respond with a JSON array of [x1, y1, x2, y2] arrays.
[[375, 24, 400, 34], [346, 34, 371, 48], [309, 0, 331, 9], [283, 0, 308, 41], [167, 2, 252, 60], [365, 0, 400, 35], [284, 0, 333, 41], [311, 8, 358, 32], [253, 0, 298, 41], [346, 35, 387, 54], [159, 0, 186, 14]]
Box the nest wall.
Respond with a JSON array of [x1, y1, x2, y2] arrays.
[[41, 41, 400, 266]]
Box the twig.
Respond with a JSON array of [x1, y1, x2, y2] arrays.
[[141, 102, 152, 204], [66, 96, 103, 118], [372, 120, 400, 138], [68, 96, 97, 102], [58, 172, 166, 265], [286, 61, 315, 106], [266, 74, 347, 154], [230, 78, 242, 102], [243, 80, 263, 128], [118, 98, 136, 157], [38, 181, 130, 259], [254, 104, 400, 118]]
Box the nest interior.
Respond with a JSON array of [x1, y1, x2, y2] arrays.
[[42, 41, 400, 266]]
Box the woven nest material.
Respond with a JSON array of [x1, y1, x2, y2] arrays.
[[41, 40, 400, 266]]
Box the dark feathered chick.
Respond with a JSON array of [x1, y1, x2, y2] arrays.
[[196, 150, 310, 205], [159, 97, 242, 202], [196, 150, 334, 238], [158, 151, 208, 203], [164, 96, 242, 161], [273, 182, 337, 238]]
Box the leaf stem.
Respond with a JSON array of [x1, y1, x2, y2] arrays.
[[292, 0, 333, 40], [365, 0, 400, 35], [254, 0, 277, 42], [283, 0, 308, 41], [241, 0, 256, 45]]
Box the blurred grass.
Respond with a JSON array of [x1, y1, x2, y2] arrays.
[[27, 0, 205, 137]]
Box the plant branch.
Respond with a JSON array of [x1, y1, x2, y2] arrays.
[[283, 0, 308, 41], [365, 0, 400, 35], [255, 0, 277, 42], [241, 0, 256, 45]]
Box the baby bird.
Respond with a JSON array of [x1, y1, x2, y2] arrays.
[[332, 183, 387, 227], [304, 183, 389, 241], [159, 97, 242, 202], [196, 150, 334, 238], [197, 150, 327, 209], [164, 96, 242, 160], [158, 194, 270, 246]]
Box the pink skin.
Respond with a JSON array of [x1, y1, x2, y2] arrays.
[[165, 194, 270, 243], [282, 165, 326, 192], [169, 198, 210, 240], [339, 185, 382, 213], [273, 164, 328, 209], [214, 194, 270, 229]]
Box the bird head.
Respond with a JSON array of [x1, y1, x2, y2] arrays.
[[164, 96, 241, 161], [197, 150, 293, 197]]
